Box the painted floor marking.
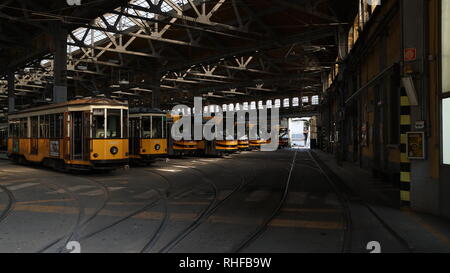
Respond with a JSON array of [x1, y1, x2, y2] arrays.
[[79, 187, 124, 196], [7, 183, 39, 191], [245, 190, 272, 202], [285, 192, 308, 205], [133, 189, 159, 200], [47, 185, 95, 194], [0, 204, 344, 230]]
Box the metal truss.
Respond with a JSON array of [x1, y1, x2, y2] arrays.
[[0, 0, 346, 109]]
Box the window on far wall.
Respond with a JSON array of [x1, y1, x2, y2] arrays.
[[442, 0, 450, 93], [312, 95, 320, 105], [274, 99, 281, 108], [292, 97, 299, 107], [443, 98, 450, 165], [442, 2, 450, 165], [283, 98, 290, 108], [258, 101, 264, 110]]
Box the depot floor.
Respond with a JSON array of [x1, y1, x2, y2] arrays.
[[0, 149, 449, 253]]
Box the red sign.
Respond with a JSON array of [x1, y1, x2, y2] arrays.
[[404, 48, 417, 61]]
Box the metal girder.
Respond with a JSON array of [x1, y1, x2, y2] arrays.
[[0, 0, 344, 109], [163, 26, 337, 72]]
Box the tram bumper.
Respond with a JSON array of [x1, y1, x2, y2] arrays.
[[90, 159, 129, 170]]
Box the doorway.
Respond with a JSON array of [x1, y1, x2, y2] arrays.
[[71, 112, 89, 161], [289, 117, 311, 149]]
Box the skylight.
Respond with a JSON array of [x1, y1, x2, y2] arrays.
[[67, 0, 185, 51]]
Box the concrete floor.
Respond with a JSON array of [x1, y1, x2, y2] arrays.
[[0, 150, 449, 253]]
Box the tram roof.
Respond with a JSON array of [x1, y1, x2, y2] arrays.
[[129, 107, 166, 115], [8, 98, 128, 116]]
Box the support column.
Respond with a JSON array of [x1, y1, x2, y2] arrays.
[[52, 23, 68, 103], [401, 0, 439, 211], [7, 71, 15, 113], [151, 66, 161, 109]]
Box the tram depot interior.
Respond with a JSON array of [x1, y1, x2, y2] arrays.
[[0, 0, 449, 254]]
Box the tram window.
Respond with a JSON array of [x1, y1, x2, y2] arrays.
[[142, 116, 151, 138], [56, 114, 63, 138], [39, 115, 49, 138], [49, 115, 55, 138], [107, 109, 121, 139], [48, 114, 63, 139], [93, 109, 105, 139], [20, 118, 28, 138], [152, 116, 163, 139], [9, 120, 19, 138], [31, 117, 38, 138]]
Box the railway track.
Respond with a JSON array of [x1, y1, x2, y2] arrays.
[[308, 150, 414, 253], [154, 154, 270, 253], [232, 150, 298, 253], [0, 184, 16, 226]]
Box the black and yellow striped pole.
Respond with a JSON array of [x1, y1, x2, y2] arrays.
[[400, 87, 411, 207]]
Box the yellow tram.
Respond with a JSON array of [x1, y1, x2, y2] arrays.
[[238, 138, 250, 151], [7, 98, 129, 171], [167, 114, 198, 156], [248, 121, 265, 150], [0, 123, 7, 152], [236, 118, 250, 151], [129, 108, 168, 164], [198, 115, 238, 156]]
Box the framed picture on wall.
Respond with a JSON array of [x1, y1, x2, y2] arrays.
[[361, 122, 368, 147], [407, 132, 425, 160]]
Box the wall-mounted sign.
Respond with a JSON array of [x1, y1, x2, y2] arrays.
[[12, 139, 19, 153], [407, 132, 425, 159], [415, 121, 425, 130], [404, 48, 417, 61]]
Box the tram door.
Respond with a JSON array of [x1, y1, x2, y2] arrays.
[[130, 117, 140, 155], [71, 112, 90, 161], [30, 117, 39, 155]]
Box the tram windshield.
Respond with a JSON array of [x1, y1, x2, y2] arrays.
[[107, 109, 121, 138], [92, 108, 127, 139], [152, 116, 164, 139], [141, 115, 166, 139], [92, 109, 106, 138]]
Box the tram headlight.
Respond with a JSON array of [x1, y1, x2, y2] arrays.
[[155, 144, 161, 151], [110, 146, 119, 155], [93, 153, 99, 158]]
